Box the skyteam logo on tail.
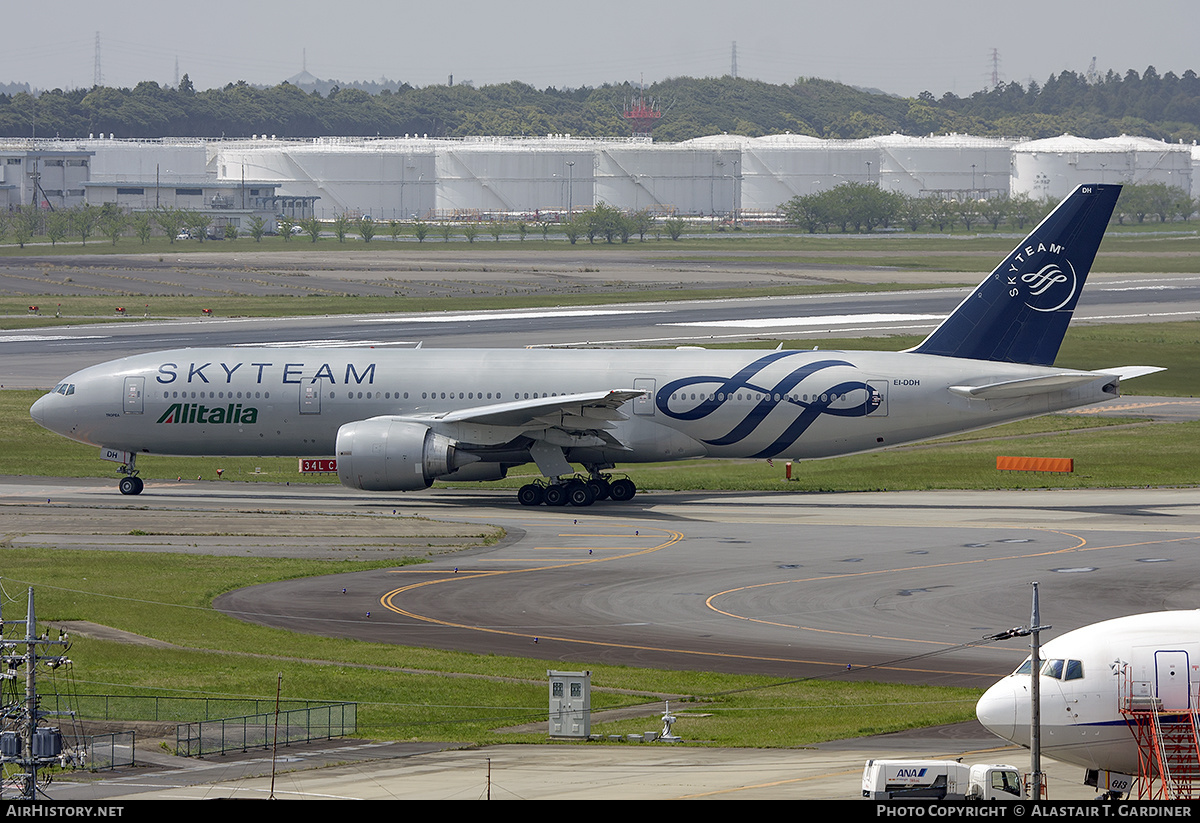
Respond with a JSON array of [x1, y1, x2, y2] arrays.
[[1008, 242, 1078, 312]]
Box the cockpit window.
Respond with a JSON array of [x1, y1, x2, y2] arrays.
[[1015, 657, 1033, 675], [52, 383, 75, 395], [1042, 659, 1064, 679], [1064, 659, 1084, 680]]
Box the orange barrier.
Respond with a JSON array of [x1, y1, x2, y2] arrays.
[[997, 456, 1074, 473]]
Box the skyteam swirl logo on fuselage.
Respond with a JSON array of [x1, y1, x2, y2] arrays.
[[656, 352, 881, 458]]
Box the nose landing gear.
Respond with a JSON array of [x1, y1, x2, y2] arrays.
[[116, 454, 144, 495]]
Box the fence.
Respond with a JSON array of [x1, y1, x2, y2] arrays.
[[85, 731, 135, 770], [176, 702, 357, 757]]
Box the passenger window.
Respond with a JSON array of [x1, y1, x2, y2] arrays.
[[1065, 660, 1084, 680]]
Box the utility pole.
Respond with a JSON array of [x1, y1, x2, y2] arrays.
[[1029, 581, 1048, 800], [1, 586, 74, 801]]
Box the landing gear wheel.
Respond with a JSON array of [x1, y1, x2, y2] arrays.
[[608, 478, 636, 502], [543, 485, 568, 507], [119, 476, 143, 496], [517, 484, 545, 506], [586, 478, 610, 501], [566, 481, 595, 507]]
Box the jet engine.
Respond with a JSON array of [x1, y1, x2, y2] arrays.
[[336, 418, 478, 491]]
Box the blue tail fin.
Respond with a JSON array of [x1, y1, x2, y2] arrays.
[[912, 183, 1121, 366]]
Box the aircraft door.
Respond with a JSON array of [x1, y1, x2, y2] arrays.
[[1155, 650, 1191, 710], [866, 380, 887, 416], [300, 379, 323, 415], [633, 378, 655, 416], [123, 376, 144, 414]]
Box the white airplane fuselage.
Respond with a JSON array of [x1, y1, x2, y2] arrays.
[[30, 183, 1144, 501], [977, 611, 1200, 777], [32, 346, 1119, 465]]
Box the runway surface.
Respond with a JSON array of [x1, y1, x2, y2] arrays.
[[3, 260, 1199, 387], [5, 477, 1197, 689]]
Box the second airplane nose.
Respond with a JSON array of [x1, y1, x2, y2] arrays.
[[976, 681, 1018, 742]]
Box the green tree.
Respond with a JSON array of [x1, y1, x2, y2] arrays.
[[332, 213, 351, 242], [132, 212, 154, 244], [101, 210, 129, 245], [301, 216, 321, 242], [45, 211, 70, 246], [187, 211, 211, 243], [154, 206, 186, 243], [278, 216, 295, 241], [247, 215, 266, 242], [358, 216, 376, 243], [72, 204, 100, 245], [663, 217, 685, 240], [462, 224, 478, 243], [413, 221, 429, 242]]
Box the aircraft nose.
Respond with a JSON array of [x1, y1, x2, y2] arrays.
[[976, 680, 1018, 743], [30, 393, 49, 427]]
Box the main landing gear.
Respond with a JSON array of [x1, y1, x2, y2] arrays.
[[117, 455, 144, 495], [517, 474, 638, 507]]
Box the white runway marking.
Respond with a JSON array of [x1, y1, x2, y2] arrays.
[[662, 313, 943, 329], [0, 334, 109, 343], [356, 309, 664, 323]]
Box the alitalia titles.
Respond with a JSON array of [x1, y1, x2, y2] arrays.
[[157, 402, 258, 425]]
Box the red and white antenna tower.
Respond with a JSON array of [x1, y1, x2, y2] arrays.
[[623, 75, 663, 139]]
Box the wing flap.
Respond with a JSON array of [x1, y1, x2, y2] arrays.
[[405, 389, 644, 428]]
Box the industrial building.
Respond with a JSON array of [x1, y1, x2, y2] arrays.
[[0, 131, 1195, 223]]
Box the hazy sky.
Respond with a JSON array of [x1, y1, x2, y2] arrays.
[[4, 0, 1195, 98]]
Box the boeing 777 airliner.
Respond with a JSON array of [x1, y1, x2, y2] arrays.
[[30, 183, 1159, 505]]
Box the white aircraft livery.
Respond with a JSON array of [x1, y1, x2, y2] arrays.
[[31, 183, 1158, 504], [976, 611, 1200, 798]]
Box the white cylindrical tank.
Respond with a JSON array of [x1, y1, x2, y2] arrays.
[[432, 139, 595, 217], [216, 137, 438, 219], [84, 139, 209, 182], [1012, 135, 1133, 200], [595, 143, 740, 215], [1097, 135, 1193, 195], [874, 133, 1015, 198]]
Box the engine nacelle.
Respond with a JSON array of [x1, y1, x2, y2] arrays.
[[336, 418, 476, 491]]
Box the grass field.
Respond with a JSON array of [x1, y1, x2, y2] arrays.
[[0, 549, 981, 745]]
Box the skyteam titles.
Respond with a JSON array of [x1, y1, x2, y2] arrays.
[[155, 361, 377, 385]]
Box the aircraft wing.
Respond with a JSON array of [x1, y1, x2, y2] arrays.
[[400, 389, 645, 428]]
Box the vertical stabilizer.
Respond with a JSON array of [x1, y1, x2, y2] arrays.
[[913, 184, 1121, 366]]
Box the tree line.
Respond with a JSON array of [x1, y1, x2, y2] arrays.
[[780, 183, 1199, 234], [3, 68, 1200, 142]]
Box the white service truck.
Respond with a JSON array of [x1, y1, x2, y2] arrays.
[[862, 759, 1026, 800]]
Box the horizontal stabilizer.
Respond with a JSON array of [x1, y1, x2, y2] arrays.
[[949, 372, 1105, 400], [1095, 366, 1166, 381]]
